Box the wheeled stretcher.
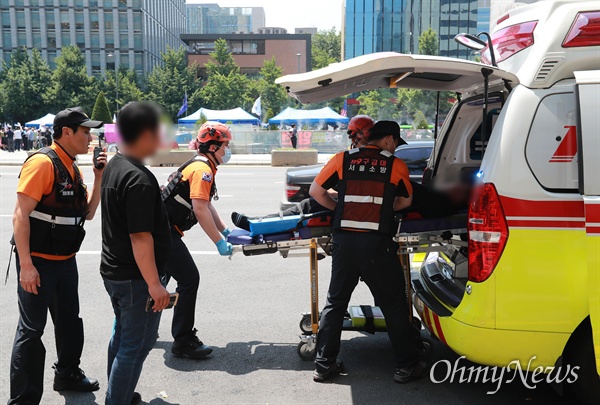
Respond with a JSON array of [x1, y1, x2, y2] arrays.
[[227, 210, 468, 360]]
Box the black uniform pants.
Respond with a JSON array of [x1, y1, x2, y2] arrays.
[[9, 255, 84, 405], [315, 231, 418, 372], [163, 228, 200, 342]]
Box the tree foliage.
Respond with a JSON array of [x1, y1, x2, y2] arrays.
[[100, 68, 144, 113], [418, 27, 439, 56], [200, 40, 248, 110], [146, 46, 202, 121], [312, 28, 342, 70], [48, 45, 98, 113], [0, 48, 52, 124], [357, 89, 400, 120], [256, 57, 289, 122], [91, 91, 113, 123]]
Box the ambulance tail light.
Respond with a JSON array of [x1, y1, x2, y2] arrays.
[[468, 183, 508, 283], [562, 12, 600, 48], [481, 21, 537, 65], [286, 184, 301, 199]]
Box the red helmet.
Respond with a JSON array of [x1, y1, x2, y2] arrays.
[[197, 121, 232, 145], [347, 115, 375, 144]]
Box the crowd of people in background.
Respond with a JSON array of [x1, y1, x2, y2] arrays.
[[0, 125, 53, 152]]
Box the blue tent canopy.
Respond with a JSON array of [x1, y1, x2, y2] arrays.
[[178, 107, 260, 125], [268, 107, 349, 125]]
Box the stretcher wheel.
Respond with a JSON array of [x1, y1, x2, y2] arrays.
[[418, 338, 433, 358], [297, 340, 316, 361], [299, 314, 313, 334]]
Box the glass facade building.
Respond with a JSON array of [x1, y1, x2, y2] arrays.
[[477, 0, 491, 32], [343, 0, 479, 60], [186, 4, 265, 35], [0, 0, 186, 76]]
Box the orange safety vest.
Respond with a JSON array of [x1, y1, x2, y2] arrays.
[[333, 147, 397, 235]]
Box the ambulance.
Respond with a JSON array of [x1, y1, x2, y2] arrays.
[[276, 1, 599, 402]]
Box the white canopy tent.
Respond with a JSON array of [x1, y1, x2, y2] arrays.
[[25, 113, 55, 128]]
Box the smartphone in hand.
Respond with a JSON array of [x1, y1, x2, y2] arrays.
[[145, 293, 179, 312]]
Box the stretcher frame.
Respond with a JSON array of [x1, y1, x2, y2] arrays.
[[229, 216, 467, 361]]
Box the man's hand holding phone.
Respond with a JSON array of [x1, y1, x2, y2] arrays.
[[148, 282, 170, 312]]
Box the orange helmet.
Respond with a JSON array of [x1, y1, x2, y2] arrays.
[[197, 121, 232, 145], [347, 115, 375, 145]]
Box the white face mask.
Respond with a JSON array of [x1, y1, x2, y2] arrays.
[[217, 146, 231, 164]]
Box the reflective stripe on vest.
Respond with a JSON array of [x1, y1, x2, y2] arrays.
[[344, 195, 384, 205], [30, 210, 83, 226], [339, 220, 381, 231]]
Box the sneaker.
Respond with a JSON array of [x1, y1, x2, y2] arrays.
[[53, 368, 100, 392], [131, 392, 142, 405], [313, 361, 345, 382], [172, 329, 213, 359], [393, 361, 429, 384]]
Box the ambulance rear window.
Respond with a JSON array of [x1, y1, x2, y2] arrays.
[[525, 91, 579, 192]]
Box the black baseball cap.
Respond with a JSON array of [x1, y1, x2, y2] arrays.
[[368, 120, 407, 145], [54, 107, 103, 131]]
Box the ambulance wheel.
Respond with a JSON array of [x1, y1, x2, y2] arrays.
[[418, 338, 433, 358], [299, 314, 313, 334], [297, 340, 316, 361]]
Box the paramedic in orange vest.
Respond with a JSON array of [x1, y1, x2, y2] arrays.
[[9, 107, 105, 404], [161, 121, 233, 359], [309, 120, 427, 384]]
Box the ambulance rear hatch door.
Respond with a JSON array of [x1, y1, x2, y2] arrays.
[[275, 52, 519, 104], [575, 70, 600, 376]]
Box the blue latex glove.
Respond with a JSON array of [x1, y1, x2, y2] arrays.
[[221, 227, 232, 238], [216, 239, 233, 256]]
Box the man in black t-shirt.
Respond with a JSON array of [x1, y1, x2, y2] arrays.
[[100, 102, 171, 405]]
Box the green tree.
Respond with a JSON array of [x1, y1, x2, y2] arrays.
[[48, 45, 98, 113], [357, 89, 400, 120], [418, 27, 439, 56], [200, 40, 248, 110], [413, 110, 429, 129], [146, 46, 202, 120], [205, 38, 239, 76], [101, 68, 144, 113], [256, 57, 289, 121], [0, 48, 52, 123], [312, 27, 342, 70], [91, 91, 113, 123]]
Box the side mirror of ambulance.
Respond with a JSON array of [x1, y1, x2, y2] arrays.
[[454, 33, 487, 51]]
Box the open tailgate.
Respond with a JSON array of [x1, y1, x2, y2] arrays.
[[276, 52, 520, 103]]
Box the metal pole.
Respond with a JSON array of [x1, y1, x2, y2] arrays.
[[115, 64, 119, 111]]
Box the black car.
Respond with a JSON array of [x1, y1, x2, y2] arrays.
[[281, 141, 434, 210]]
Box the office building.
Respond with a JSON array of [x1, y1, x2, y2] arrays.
[[186, 3, 265, 34], [342, 0, 479, 60], [478, 0, 491, 32], [0, 0, 186, 76], [295, 27, 318, 35], [182, 33, 311, 77]]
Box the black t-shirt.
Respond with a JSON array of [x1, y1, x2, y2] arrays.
[[100, 153, 171, 281], [6, 130, 13, 139]]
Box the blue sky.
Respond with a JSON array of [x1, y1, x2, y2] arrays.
[[186, 0, 343, 32]]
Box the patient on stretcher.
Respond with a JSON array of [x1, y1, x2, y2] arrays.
[[231, 181, 469, 233]]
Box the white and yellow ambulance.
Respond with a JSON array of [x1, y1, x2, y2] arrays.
[[277, 1, 599, 402]]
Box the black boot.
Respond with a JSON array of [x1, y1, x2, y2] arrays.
[[171, 329, 213, 359], [53, 368, 100, 392]]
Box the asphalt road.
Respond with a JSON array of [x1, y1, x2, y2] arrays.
[[0, 164, 570, 405]]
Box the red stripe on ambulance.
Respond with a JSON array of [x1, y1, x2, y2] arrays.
[[549, 126, 577, 163]]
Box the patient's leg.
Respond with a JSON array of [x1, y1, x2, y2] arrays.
[[231, 198, 327, 231]]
